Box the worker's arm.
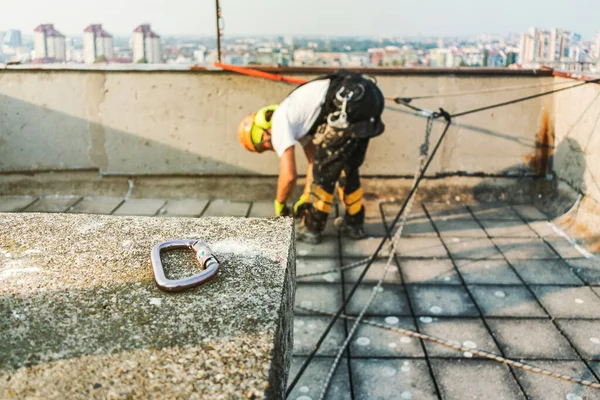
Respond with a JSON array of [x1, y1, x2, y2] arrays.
[[302, 142, 315, 195], [276, 146, 297, 205]]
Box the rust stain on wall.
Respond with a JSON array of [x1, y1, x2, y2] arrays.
[[524, 106, 554, 176]]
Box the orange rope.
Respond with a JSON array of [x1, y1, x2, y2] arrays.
[[214, 62, 308, 85]]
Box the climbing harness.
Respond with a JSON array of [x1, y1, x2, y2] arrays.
[[150, 240, 219, 292]]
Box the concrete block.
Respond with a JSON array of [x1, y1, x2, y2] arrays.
[[469, 204, 522, 220], [512, 204, 548, 221], [0, 195, 37, 212], [112, 198, 165, 216], [341, 237, 391, 258], [527, 220, 561, 238], [555, 320, 600, 360], [418, 317, 500, 358], [344, 284, 411, 316], [468, 285, 546, 317], [567, 258, 600, 285], [351, 359, 438, 400], [201, 199, 250, 217], [298, 236, 339, 258], [455, 259, 522, 284], [407, 285, 478, 317], [493, 238, 559, 260], [68, 196, 123, 215], [23, 195, 80, 213], [296, 257, 341, 283], [480, 219, 538, 237], [158, 199, 209, 217], [510, 259, 584, 285], [400, 259, 462, 285], [487, 319, 578, 359], [0, 213, 295, 399], [288, 356, 351, 400], [532, 286, 600, 318], [348, 317, 425, 357], [513, 360, 600, 400], [295, 283, 342, 316], [443, 237, 504, 259], [395, 237, 449, 259], [545, 237, 588, 259], [431, 359, 525, 399], [433, 217, 488, 237], [343, 258, 402, 284], [292, 316, 346, 357]]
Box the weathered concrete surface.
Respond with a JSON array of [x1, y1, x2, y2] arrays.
[[0, 213, 295, 399]]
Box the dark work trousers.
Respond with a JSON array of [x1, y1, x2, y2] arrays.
[[302, 123, 369, 234]]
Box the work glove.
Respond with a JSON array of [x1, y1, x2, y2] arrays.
[[293, 193, 311, 218], [274, 199, 291, 217]]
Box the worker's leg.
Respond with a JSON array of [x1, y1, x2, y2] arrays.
[[336, 139, 369, 239]]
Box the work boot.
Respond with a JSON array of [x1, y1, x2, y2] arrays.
[[295, 219, 322, 244], [334, 217, 366, 240]]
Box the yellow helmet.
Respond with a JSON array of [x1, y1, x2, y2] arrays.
[[237, 105, 278, 152]]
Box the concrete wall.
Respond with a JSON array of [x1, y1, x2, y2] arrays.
[[0, 68, 555, 177]]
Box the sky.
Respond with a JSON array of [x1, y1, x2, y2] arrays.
[[2, 0, 599, 40]]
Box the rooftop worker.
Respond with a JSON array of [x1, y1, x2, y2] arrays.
[[237, 69, 385, 244]]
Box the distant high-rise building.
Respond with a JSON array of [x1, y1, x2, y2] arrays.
[[518, 27, 580, 66], [4, 29, 22, 47], [33, 24, 66, 62], [132, 24, 162, 63], [84, 24, 114, 63]]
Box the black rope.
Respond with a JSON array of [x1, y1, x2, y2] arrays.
[[285, 110, 452, 397], [450, 78, 600, 119]]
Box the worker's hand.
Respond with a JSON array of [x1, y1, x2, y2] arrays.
[[274, 199, 291, 217], [293, 193, 311, 218]]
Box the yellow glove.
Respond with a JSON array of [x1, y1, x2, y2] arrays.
[[293, 193, 311, 217], [274, 199, 290, 217]]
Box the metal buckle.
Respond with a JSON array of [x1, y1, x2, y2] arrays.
[[327, 88, 353, 129], [150, 240, 219, 292]]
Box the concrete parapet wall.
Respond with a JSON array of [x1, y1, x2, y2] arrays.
[[0, 68, 553, 177]]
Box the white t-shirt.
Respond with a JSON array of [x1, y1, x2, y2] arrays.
[[271, 79, 330, 157]]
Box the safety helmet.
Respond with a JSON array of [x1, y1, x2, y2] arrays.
[[237, 105, 278, 152]]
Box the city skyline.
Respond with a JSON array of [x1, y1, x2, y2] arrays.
[[1, 0, 599, 40]]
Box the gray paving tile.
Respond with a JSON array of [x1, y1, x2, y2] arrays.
[[468, 285, 547, 317], [418, 317, 500, 358], [455, 259, 522, 284], [293, 316, 346, 356], [516, 361, 599, 400], [512, 204, 549, 221], [487, 319, 578, 359], [555, 320, 600, 360], [567, 259, 600, 285], [295, 283, 342, 315], [432, 359, 525, 400], [527, 220, 563, 238], [532, 286, 600, 319], [398, 216, 438, 237], [469, 204, 522, 220], [296, 257, 341, 283], [341, 236, 391, 258], [112, 198, 165, 216], [480, 219, 538, 237], [424, 202, 471, 218], [361, 216, 388, 237], [407, 285, 478, 317], [493, 238, 559, 260], [349, 317, 424, 357], [382, 202, 427, 219], [343, 258, 402, 284], [351, 359, 438, 400], [247, 201, 274, 218], [344, 284, 411, 316], [433, 217, 488, 237], [298, 236, 339, 258], [0, 196, 37, 212], [395, 237, 449, 259], [288, 356, 351, 400], [546, 237, 589, 259], [400, 258, 461, 284], [443, 237, 504, 259], [23, 195, 80, 213], [511, 259, 584, 285], [158, 199, 208, 217], [68, 196, 123, 215], [201, 199, 250, 217]]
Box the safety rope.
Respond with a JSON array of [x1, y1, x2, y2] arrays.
[[316, 114, 435, 399], [298, 305, 600, 390]]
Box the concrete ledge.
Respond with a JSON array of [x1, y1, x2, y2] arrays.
[[0, 213, 295, 399]]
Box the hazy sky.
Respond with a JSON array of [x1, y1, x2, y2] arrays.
[[3, 0, 599, 39]]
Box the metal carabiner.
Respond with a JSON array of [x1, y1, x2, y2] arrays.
[[150, 239, 219, 292], [327, 89, 353, 129]]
